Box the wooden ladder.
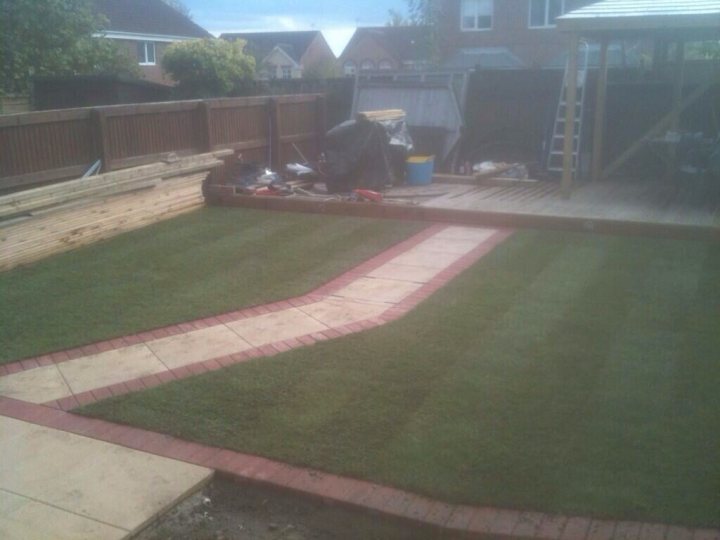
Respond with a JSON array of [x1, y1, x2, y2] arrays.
[[547, 41, 590, 177]]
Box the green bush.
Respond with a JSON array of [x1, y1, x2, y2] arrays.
[[162, 38, 256, 98]]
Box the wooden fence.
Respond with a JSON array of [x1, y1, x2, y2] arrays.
[[0, 94, 326, 192]]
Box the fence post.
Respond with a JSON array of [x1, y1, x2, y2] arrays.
[[315, 95, 327, 160], [198, 101, 213, 152], [267, 97, 281, 170], [91, 109, 111, 172]]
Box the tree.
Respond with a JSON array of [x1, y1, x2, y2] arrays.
[[385, 0, 442, 65], [162, 39, 256, 98], [161, 0, 192, 19], [0, 0, 139, 95], [386, 9, 408, 27]]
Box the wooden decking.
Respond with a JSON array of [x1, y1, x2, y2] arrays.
[[418, 177, 720, 228]]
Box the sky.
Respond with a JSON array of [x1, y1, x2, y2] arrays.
[[183, 0, 408, 56]]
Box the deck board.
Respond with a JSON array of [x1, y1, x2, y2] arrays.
[[419, 178, 720, 228]]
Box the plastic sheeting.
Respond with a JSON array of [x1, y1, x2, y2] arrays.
[[321, 118, 414, 193]]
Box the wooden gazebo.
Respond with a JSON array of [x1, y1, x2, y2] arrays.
[[556, 0, 720, 196]]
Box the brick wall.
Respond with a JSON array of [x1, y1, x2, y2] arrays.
[[300, 34, 337, 73], [116, 40, 175, 86], [440, 0, 595, 68]]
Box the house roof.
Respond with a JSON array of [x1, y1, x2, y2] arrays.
[[558, 0, 720, 33], [94, 0, 210, 39], [340, 26, 431, 63], [220, 31, 325, 63], [443, 48, 526, 70]]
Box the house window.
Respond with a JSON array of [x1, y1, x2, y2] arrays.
[[360, 59, 376, 71], [461, 0, 493, 31], [379, 60, 393, 70], [529, 0, 565, 28], [137, 41, 156, 65], [281, 66, 292, 79], [343, 60, 356, 76]]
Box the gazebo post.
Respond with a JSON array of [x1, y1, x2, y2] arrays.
[[667, 40, 686, 179], [670, 40, 686, 131], [561, 33, 580, 198], [591, 36, 609, 182]]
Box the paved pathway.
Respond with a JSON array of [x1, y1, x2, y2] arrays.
[[0, 224, 508, 410], [1, 413, 211, 539], [1, 224, 718, 539]]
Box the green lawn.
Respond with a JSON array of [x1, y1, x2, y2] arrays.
[[0, 208, 424, 364], [79, 230, 720, 527]]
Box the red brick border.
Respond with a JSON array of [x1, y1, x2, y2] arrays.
[[1, 223, 448, 375], [1, 396, 716, 540], [36, 228, 514, 411]]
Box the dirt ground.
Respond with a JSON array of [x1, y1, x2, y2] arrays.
[[137, 478, 458, 540]]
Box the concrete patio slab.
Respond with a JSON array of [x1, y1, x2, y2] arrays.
[[227, 308, 328, 347], [367, 262, 440, 283], [0, 365, 71, 404], [0, 416, 212, 535], [299, 298, 388, 327], [58, 344, 167, 395], [331, 277, 422, 304], [0, 489, 126, 540], [147, 325, 253, 370]]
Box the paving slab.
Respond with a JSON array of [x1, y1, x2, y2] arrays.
[[227, 308, 328, 347], [299, 298, 389, 327], [389, 248, 465, 270], [367, 262, 440, 283], [0, 365, 72, 404], [146, 325, 253, 370], [0, 489, 126, 540], [0, 416, 212, 535], [331, 277, 422, 304], [413, 237, 483, 255], [58, 344, 167, 395], [434, 226, 497, 242]]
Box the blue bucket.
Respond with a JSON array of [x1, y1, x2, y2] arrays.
[[406, 156, 434, 186]]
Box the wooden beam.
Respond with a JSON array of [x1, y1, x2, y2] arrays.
[[315, 95, 327, 160], [91, 109, 111, 173], [268, 98, 280, 170], [198, 101, 213, 152], [670, 41, 686, 132], [561, 34, 580, 198], [666, 40, 686, 180], [0, 165, 90, 192], [591, 37, 610, 183], [600, 79, 715, 180]]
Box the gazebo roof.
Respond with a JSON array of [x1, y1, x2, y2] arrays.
[[557, 0, 720, 34]]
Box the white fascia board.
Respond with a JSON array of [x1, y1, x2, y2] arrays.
[[262, 46, 301, 68], [93, 31, 200, 43]]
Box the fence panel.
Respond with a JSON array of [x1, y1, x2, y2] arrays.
[[105, 104, 201, 169], [0, 110, 95, 189], [0, 94, 325, 192]]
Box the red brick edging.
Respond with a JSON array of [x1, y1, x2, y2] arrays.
[[0, 224, 446, 378], [3, 226, 515, 414], [1, 396, 717, 540], [2, 224, 718, 540]]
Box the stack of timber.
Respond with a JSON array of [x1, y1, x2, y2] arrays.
[[0, 151, 231, 271], [356, 109, 406, 122]]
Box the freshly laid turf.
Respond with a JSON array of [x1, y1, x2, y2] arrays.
[[0, 207, 424, 364], [79, 231, 720, 527]]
